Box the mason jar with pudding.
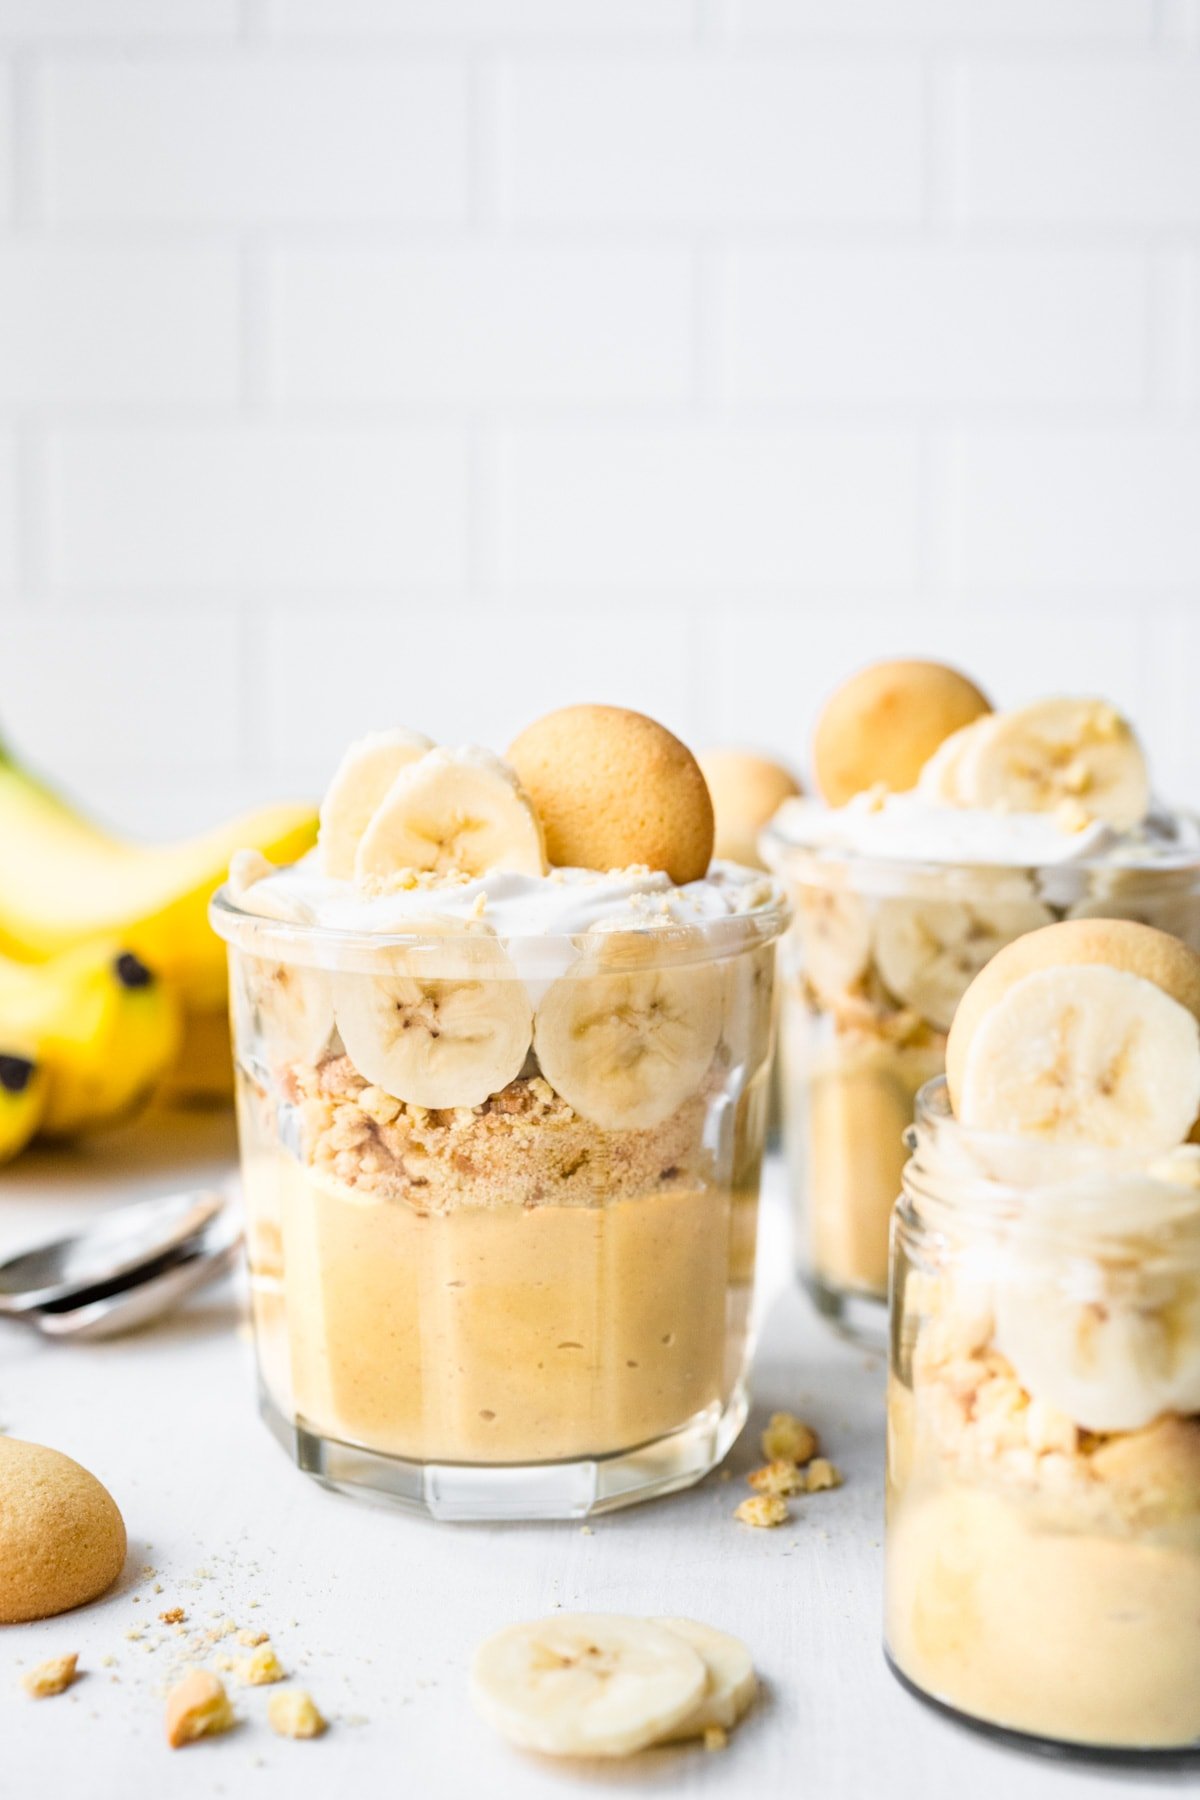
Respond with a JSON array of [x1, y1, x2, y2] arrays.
[[763, 661, 1200, 1342], [213, 706, 787, 1521], [886, 918, 1200, 1753]]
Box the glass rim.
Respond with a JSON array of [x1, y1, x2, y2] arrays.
[[902, 1075, 1200, 1244], [760, 827, 1200, 894], [209, 879, 792, 971]]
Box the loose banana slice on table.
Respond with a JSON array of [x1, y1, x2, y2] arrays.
[[333, 926, 531, 1109], [355, 747, 545, 882], [318, 727, 434, 879], [795, 883, 873, 1007], [953, 697, 1149, 829], [957, 964, 1200, 1154], [874, 897, 1052, 1032], [471, 1615, 708, 1758], [652, 1619, 757, 1742], [534, 940, 723, 1131]]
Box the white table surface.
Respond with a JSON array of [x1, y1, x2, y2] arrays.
[[0, 1108, 1192, 1800]]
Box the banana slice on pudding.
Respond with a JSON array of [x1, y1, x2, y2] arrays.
[[953, 696, 1149, 830], [355, 747, 546, 882], [652, 1619, 757, 1742], [873, 896, 1052, 1032], [318, 726, 434, 879], [534, 939, 723, 1131], [470, 1615, 708, 1758], [332, 926, 532, 1109]]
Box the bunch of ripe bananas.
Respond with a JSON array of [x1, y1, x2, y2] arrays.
[[0, 745, 315, 1163]]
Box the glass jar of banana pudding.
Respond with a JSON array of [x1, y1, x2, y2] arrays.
[[887, 914, 1200, 1751], [212, 709, 788, 1521], [762, 666, 1200, 1344]]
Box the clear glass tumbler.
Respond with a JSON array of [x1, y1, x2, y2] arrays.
[[764, 837, 1200, 1344], [886, 1078, 1200, 1754], [211, 888, 788, 1521]]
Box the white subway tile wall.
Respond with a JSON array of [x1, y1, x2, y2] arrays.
[[0, 0, 1197, 838]]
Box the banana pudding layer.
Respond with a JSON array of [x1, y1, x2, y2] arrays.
[[764, 677, 1200, 1322], [885, 924, 1200, 1751], [214, 707, 787, 1497]]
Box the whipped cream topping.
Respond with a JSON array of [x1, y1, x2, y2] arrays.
[[765, 791, 1200, 873], [238, 858, 781, 939]]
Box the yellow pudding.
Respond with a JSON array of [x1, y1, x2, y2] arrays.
[[239, 1063, 753, 1465]]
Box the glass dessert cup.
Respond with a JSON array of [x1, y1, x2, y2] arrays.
[[886, 1079, 1200, 1756], [766, 839, 1200, 1347], [212, 889, 787, 1522]]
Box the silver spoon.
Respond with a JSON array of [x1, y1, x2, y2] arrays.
[[0, 1189, 230, 1315], [31, 1204, 242, 1341]]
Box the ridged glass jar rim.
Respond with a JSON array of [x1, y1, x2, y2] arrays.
[[760, 831, 1200, 901], [210, 880, 792, 977], [898, 1077, 1200, 1260]]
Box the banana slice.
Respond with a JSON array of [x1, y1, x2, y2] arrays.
[[955, 697, 1149, 829], [232, 889, 334, 1069], [333, 928, 531, 1109], [318, 727, 434, 879], [795, 883, 873, 1007], [720, 946, 775, 1083], [470, 1614, 708, 1759], [874, 897, 1052, 1032], [959, 965, 1200, 1152], [915, 715, 997, 805], [355, 747, 545, 883], [534, 943, 723, 1130], [994, 1258, 1200, 1434], [652, 1619, 757, 1742]]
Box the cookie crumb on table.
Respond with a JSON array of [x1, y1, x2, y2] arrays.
[[165, 1670, 235, 1749], [268, 1688, 326, 1740], [158, 1608, 185, 1625], [735, 1495, 789, 1529], [704, 1725, 729, 1752], [805, 1459, 843, 1493], [747, 1461, 806, 1498], [238, 1647, 285, 1686], [22, 1654, 78, 1698], [761, 1412, 818, 1466]]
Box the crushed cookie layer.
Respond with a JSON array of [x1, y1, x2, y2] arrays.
[[280, 1057, 712, 1212]]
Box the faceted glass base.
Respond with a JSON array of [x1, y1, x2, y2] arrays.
[[803, 1271, 887, 1352], [885, 1652, 1200, 1765], [259, 1383, 748, 1522]]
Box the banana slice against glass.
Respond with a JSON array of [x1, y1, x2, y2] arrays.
[[795, 882, 873, 1007], [318, 726, 435, 879], [951, 697, 1150, 829], [332, 922, 532, 1110], [995, 1245, 1200, 1434], [355, 746, 546, 882], [534, 936, 723, 1131], [231, 884, 334, 1068], [874, 896, 1053, 1032], [719, 945, 775, 1083]]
